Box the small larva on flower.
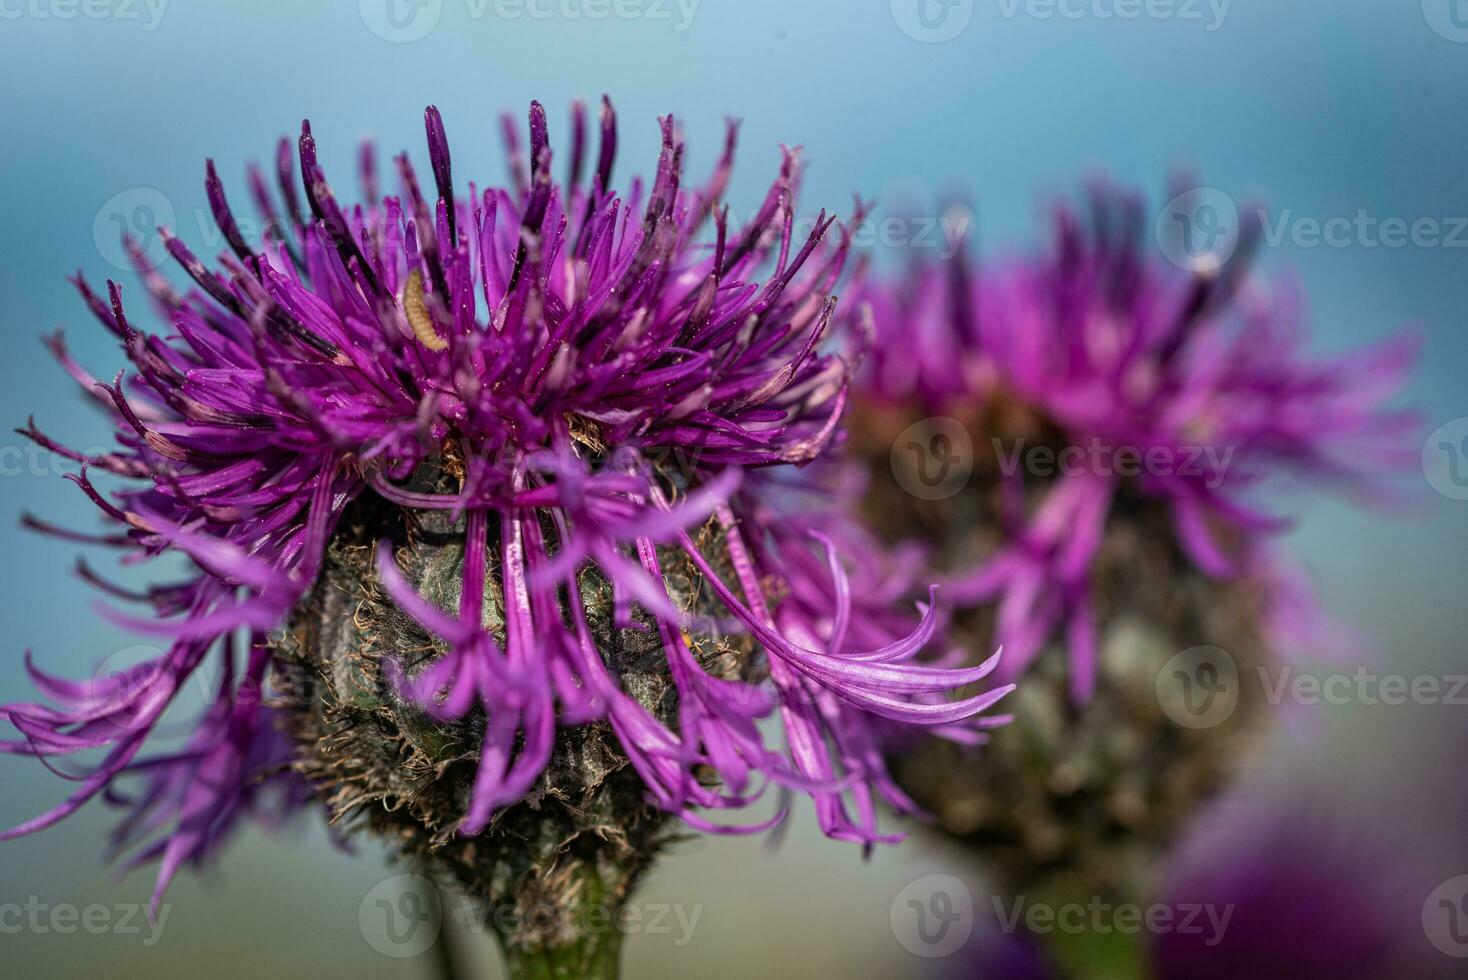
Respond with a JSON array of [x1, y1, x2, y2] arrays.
[[403, 268, 447, 351]]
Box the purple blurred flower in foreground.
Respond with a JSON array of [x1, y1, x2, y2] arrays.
[[1152, 798, 1434, 980], [1, 99, 1008, 943], [948, 796, 1437, 980]]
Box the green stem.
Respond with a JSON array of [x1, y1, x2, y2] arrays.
[[1029, 921, 1149, 980], [489, 856, 630, 980], [1022, 878, 1152, 980], [428, 899, 466, 980], [498, 932, 623, 980]]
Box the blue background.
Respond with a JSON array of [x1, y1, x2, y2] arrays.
[[1, 1, 1465, 975]]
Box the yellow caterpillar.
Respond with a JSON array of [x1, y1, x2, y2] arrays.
[[403, 269, 448, 351]]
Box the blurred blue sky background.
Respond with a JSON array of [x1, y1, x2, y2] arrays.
[[1, 1, 1465, 976]]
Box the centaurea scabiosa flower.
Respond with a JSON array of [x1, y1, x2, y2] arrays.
[[847, 182, 1418, 900], [1, 99, 1008, 973]]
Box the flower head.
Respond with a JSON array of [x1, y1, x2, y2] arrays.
[[850, 182, 1419, 898], [856, 182, 1419, 701], [2, 100, 1008, 908]]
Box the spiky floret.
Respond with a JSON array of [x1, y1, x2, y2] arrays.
[[855, 183, 1419, 701], [849, 181, 1418, 899], [2, 100, 1009, 910]]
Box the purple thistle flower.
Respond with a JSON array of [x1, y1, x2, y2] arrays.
[[856, 183, 1419, 701], [1, 99, 1008, 915], [849, 181, 1419, 904]]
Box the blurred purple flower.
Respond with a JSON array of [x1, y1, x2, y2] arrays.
[[855, 183, 1420, 700], [948, 796, 1436, 979], [1152, 798, 1434, 980]]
